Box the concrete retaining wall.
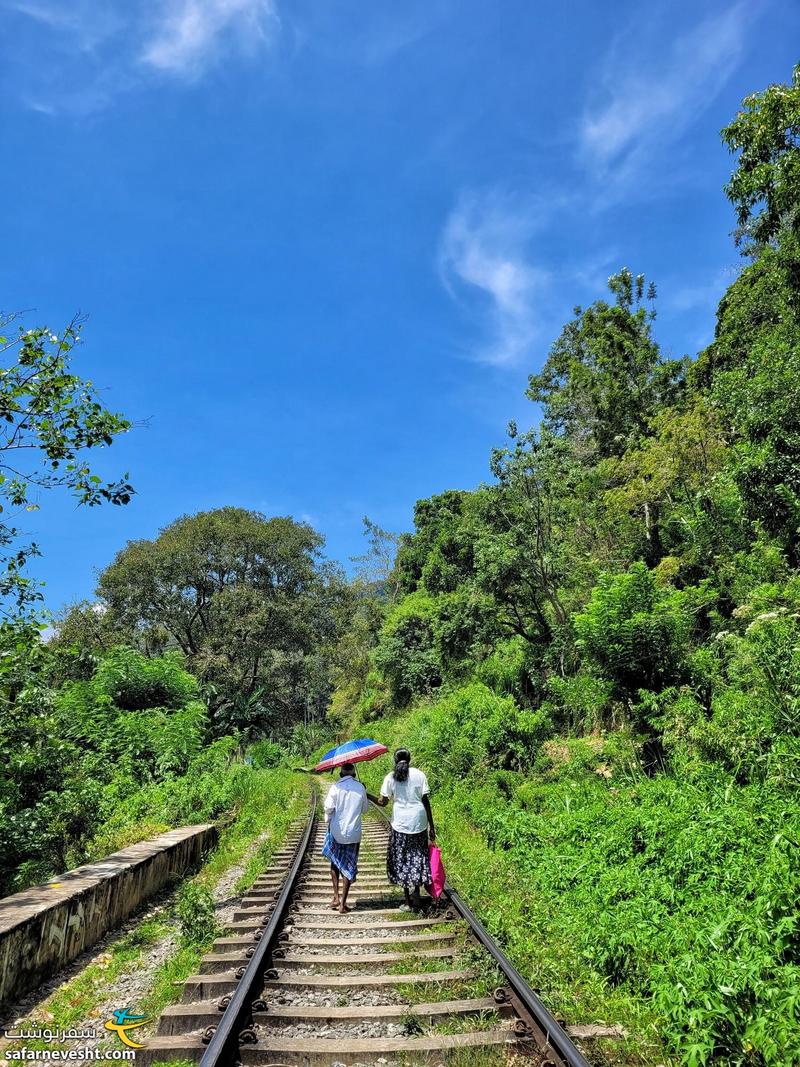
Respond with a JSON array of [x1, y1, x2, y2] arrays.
[[0, 824, 218, 1011]]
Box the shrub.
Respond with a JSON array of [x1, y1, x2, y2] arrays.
[[543, 671, 614, 732], [93, 647, 198, 711], [416, 683, 552, 783], [476, 637, 531, 699], [250, 739, 282, 768], [662, 591, 800, 783], [175, 880, 218, 943], [286, 721, 330, 763], [355, 670, 391, 722], [57, 648, 208, 784], [573, 564, 710, 704]]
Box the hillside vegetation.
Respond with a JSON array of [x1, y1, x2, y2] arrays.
[[346, 68, 800, 1066]]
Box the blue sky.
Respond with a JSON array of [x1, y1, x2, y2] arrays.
[[0, 0, 797, 613]]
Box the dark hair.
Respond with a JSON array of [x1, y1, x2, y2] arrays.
[[340, 762, 356, 778], [393, 748, 411, 783]]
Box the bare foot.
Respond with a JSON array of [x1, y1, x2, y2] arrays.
[[330, 897, 340, 910], [339, 903, 352, 913]]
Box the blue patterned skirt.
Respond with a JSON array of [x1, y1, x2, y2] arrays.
[[322, 830, 360, 882]]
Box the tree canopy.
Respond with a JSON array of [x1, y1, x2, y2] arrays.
[[723, 63, 800, 248], [95, 507, 344, 734]]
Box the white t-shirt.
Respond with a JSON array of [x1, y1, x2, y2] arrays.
[[324, 777, 368, 845], [380, 767, 430, 834]]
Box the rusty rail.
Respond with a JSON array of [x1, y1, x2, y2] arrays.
[[370, 800, 592, 1067]]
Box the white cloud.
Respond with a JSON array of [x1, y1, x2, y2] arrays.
[[4, 0, 280, 112], [6, 0, 127, 53], [581, 2, 756, 180], [142, 0, 278, 78], [438, 192, 551, 367]]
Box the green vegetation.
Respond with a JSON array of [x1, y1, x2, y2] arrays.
[[91, 507, 346, 732], [347, 67, 800, 1066], [1, 63, 799, 1067], [1, 617, 321, 893], [0, 336, 346, 892]]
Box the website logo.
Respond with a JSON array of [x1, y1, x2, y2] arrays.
[[103, 1011, 147, 1050]]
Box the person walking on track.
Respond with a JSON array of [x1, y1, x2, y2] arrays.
[[369, 747, 436, 911], [322, 762, 368, 913]]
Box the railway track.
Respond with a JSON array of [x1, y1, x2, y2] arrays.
[[142, 791, 592, 1067]]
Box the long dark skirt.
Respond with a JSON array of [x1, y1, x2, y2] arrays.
[[387, 828, 432, 889]]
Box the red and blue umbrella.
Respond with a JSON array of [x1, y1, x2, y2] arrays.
[[312, 737, 388, 773]]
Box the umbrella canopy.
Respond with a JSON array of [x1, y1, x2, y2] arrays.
[[313, 737, 388, 773]]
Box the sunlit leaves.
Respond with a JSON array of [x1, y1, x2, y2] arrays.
[[0, 313, 133, 617], [723, 63, 800, 249]]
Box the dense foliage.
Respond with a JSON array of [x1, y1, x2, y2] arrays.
[[341, 67, 800, 1066], [2, 644, 216, 893], [85, 507, 346, 734]]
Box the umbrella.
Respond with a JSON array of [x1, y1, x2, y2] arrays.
[[312, 737, 389, 773]]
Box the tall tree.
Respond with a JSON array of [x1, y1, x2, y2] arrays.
[[693, 65, 800, 559], [394, 491, 474, 595], [480, 428, 576, 644], [527, 270, 687, 460], [97, 507, 343, 733], [350, 516, 402, 603]]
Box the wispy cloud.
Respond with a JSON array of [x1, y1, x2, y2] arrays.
[[438, 191, 551, 367], [8, 1, 125, 49], [580, 2, 757, 184], [668, 266, 738, 313], [292, 4, 440, 67], [142, 0, 278, 78], [3, 0, 279, 112]]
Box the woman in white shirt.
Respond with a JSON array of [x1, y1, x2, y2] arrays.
[[369, 748, 436, 911]]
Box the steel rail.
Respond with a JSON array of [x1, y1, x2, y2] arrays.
[[444, 883, 592, 1067], [370, 800, 591, 1067], [199, 788, 317, 1067]]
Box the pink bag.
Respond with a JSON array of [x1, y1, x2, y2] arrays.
[[428, 845, 446, 899]]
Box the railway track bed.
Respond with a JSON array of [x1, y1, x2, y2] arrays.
[[142, 796, 590, 1067]]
